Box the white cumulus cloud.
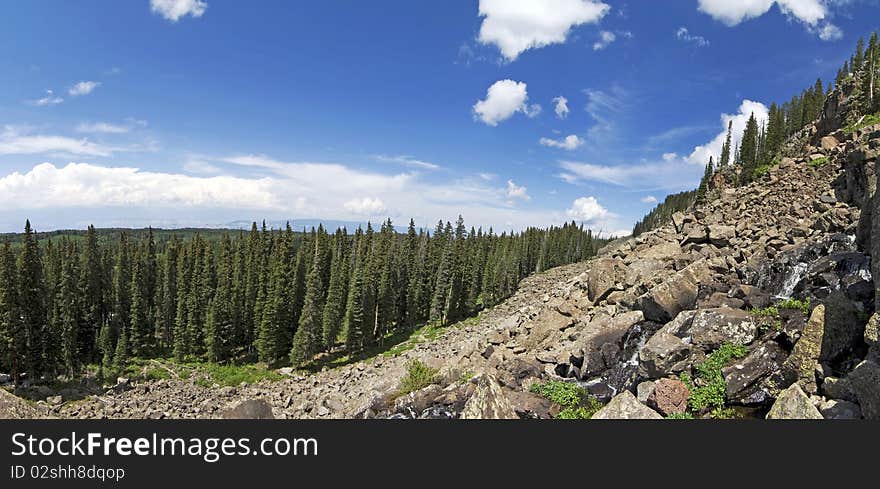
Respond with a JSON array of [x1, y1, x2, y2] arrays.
[[540, 134, 585, 150], [566, 196, 610, 224], [553, 96, 570, 119], [817, 23, 843, 41], [0, 163, 279, 210], [478, 0, 611, 61], [150, 0, 208, 22], [506, 180, 530, 201], [593, 30, 616, 50], [641, 195, 659, 204], [69, 81, 100, 96], [344, 197, 387, 215], [473, 80, 541, 127], [687, 99, 770, 166], [697, 0, 842, 40]]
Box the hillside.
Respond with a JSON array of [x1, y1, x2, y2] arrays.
[[3, 100, 873, 419]]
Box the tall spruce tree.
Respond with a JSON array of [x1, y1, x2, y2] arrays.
[[0, 242, 23, 384], [322, 228, 349, 349], [18, 220, 46, 377], [290, 231, 329, 366]]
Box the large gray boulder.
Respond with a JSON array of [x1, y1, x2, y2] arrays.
[[848, 360, 880, 420], [687, 307, 757, 349], [707, 224, 736, 247], [591, 391, 663, 419], [636, 260, 712, 323], [575, 311, 645, 377], [219, 399, 275, 419], [519, 309, 575, 349], [819, 292, 864, 362], [766, 384, 823, 420], [587, 258, 629, 302], [638, 331, 691, 379], [722, 341, 786, 402]]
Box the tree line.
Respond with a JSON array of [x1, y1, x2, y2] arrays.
[[698, 31, 880, 192], [635, 32, 880, 237], [0, 218, 605, 383]]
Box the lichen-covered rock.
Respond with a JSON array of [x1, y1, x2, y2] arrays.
[[591, 391, 662, 419], [782, 305, 825, 393], [459, 375, 518, 419], [766, 383, 823, 420], [687, 307, 757, 349]]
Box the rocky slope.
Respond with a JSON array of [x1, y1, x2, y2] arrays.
[[4, 91, 880, 421]]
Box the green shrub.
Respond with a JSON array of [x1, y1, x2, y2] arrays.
[[709, 407, 738, 419], [750, 306, 779, 318], [397, 360, 439, 395], [666, 412, 694, 420], [688, 343, 748, 412], [753, 165, 772, 179], [808, 156, 828, 168], [530, 380, 603, 420], [843, 112, 880, 135], [776, 298, 810, 315]]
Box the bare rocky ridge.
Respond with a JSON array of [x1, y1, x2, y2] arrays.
[[4, 91, 880, 421]]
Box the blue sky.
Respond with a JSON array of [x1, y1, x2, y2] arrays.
[[1, 0, 878, 234]]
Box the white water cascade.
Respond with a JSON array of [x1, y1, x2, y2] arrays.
[[775, 262, 808, 299]]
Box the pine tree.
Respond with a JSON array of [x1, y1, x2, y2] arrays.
[[322, 228, 349, 349], [290, 232, 329, 367], [112, 233, 132, 361], [79, 225, 103, 362], [0, 242, 24, 384], [344, 228, 368, 354], [129, 247, 150, 357], [173, 244, 192, 361], [719, 121, 733, 169], [375, 220, 397, 342], [206, 235, 236, 362], [406, 230, 429, 327], [256, 230, 295, 365], [18, 220, 46, 378], [58, 241, 83, 376], [430, 222, 454, 325], [157, 235, 179, 350], [98, 322, 114, 372], [113, 325, 129, 369], [739, 113, 759, 184], [697, 156, 714, 202]]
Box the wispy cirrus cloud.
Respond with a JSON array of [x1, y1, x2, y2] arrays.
[[374, 154, 441, 170], [28, 90, 63, 107]]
